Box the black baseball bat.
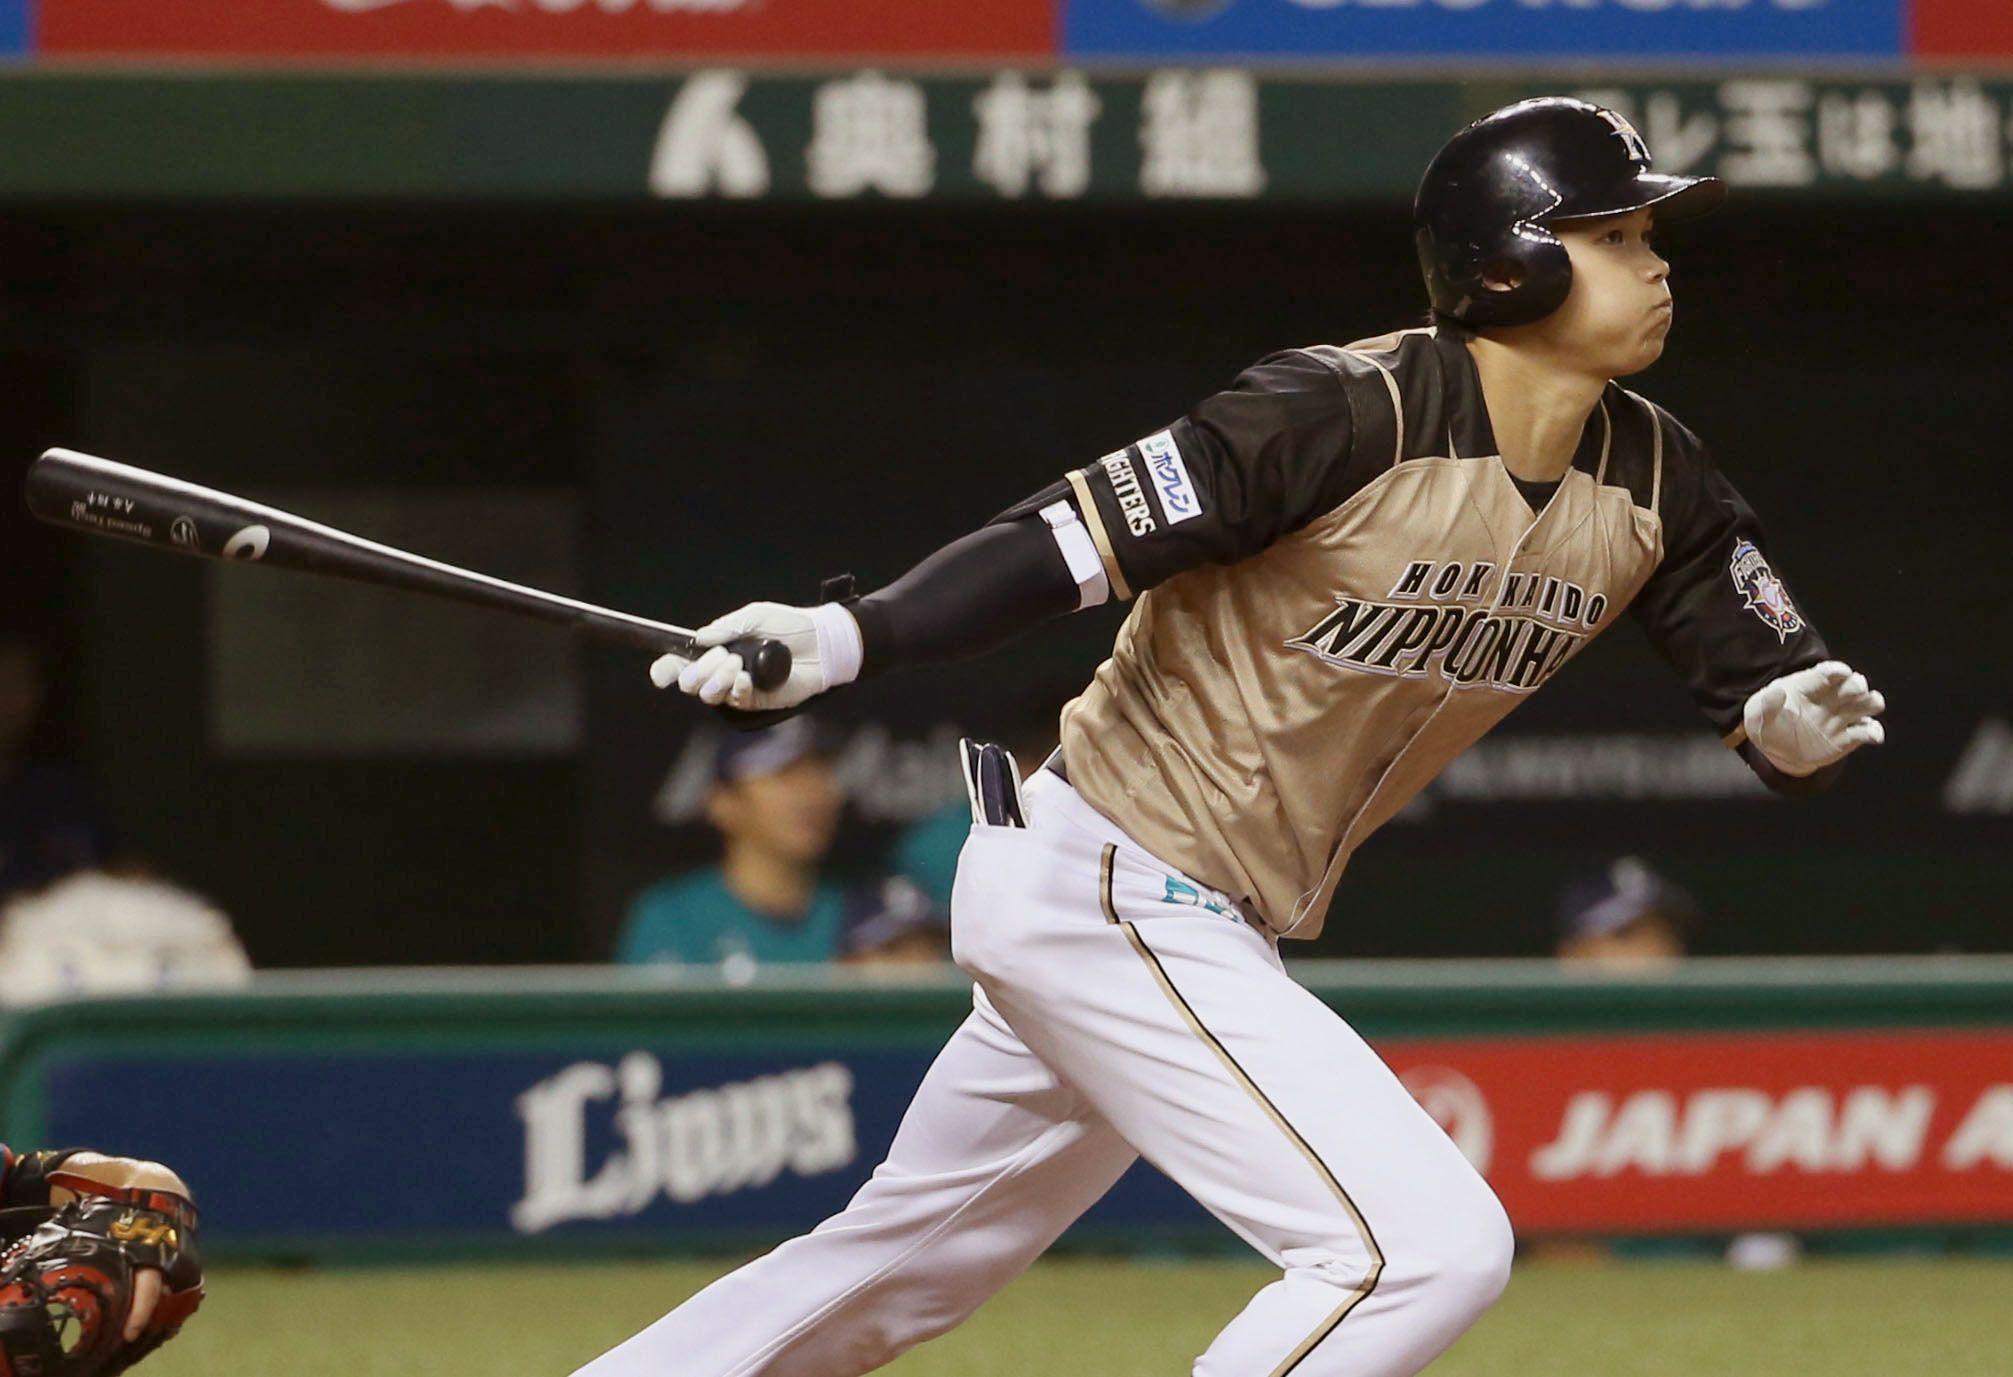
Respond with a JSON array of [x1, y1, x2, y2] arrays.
[[22, 449, 793, 692]]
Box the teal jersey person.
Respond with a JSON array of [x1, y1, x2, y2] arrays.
[[889, 799, 967, 911], [620, 870, 850, 966], [618, 718, 847, 969]]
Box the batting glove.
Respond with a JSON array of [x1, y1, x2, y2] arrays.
[[649, 601, 863, 711], [1742, 660, 1886, 777]]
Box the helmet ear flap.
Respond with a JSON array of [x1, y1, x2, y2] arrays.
[[1457, 221, 1572, 327]]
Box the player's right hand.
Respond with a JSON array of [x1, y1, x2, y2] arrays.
[[650, 600, 863, 711]]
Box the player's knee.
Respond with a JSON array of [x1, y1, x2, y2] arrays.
[[1405, 1190, 1515, 1323]]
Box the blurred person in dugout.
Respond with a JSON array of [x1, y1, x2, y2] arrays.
[[1552, 858, 1800, 1270], [620, 717, 947, 972], [0, 629, 251, 1002], [1553, 855, 1696, 970]]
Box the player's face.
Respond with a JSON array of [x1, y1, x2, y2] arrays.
[[711, 755, 844, 865], [1557, 913, 1686, 970], [1545, 208, 1674, 377]]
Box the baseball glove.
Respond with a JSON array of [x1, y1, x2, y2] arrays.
[[0, 1190, 202, 1377]]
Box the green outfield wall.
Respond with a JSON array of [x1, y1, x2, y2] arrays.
[[2, 960, 2010, 1260]]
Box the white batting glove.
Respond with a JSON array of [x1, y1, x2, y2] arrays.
[[648, 601, 863, 711], [1742, 660, 1886, 777]]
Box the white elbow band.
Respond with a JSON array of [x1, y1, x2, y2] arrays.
[[1039, 501, 1110, 610]]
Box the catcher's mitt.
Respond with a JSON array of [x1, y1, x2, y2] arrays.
[[0, 1190, 202, 1377]]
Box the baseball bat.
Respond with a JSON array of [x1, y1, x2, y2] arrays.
[[22, 449, 793, 692]]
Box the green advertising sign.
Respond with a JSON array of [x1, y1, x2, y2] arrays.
[[0, 71, 2009, 201]]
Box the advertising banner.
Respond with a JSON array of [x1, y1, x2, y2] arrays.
[[1062, 0, 1903, 61], [1912, 0, 2013, 58], [35, 0, 1052, 62], [38, 1043, 1206, 1246], [5, 74, 2013, 202], [36, 1027, 2013, 1249], [1383, 1031, 2013, 1232]]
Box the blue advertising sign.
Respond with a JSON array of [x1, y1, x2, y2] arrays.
[[1063, 0, 1903, 61], [42, 1046, 1205, 1251], [0, 0, 24, 55]]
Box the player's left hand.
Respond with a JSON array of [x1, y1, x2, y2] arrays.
[[1743, 660, 1886, 777], [649, 600, 863, 711]]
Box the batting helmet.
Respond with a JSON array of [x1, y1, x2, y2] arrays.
[[1415, 97, 1725, 328]]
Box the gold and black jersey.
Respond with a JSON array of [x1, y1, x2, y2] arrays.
[[1034, 326, 1828, 939]]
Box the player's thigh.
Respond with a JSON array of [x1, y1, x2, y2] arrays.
[[1131, 918, 1508, 1267], [824, 986, 1137, 1237], [979, 901, 1500, 1273]]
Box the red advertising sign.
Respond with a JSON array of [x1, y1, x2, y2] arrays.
[[1381, 1030, 2013, 1233], [1913, 0, 2013, 57], [37, 0, 1053, 61]]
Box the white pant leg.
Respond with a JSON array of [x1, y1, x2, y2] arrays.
[[570, 987, 1137, 1377], [955, 777, 1514, 1377]]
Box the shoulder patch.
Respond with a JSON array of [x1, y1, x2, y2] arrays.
[[1729, 539, 1803, 641], [1138, 429, 1204, 526]]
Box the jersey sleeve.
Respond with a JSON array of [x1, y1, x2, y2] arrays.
[[1630, 414, 1830, 742], [1026, 349, 1383, 599]]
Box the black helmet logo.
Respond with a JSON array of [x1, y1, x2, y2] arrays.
[[1593, 107, 1653, 167]]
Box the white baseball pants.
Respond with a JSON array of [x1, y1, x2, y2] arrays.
[[573, 771, 1512, 1377]]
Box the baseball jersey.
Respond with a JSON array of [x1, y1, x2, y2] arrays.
[[1046, 326, 1828, 938], [619, 870, 850, 966]]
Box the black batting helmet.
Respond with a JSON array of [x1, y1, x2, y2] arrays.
[[1415, 97, 1725, 328]]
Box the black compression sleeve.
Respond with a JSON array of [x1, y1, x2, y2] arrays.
[[848, 517, 1081, 677]]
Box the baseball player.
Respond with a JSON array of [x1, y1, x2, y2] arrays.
[[0, 1143, 204, 1375], [577, 97, 1886, 1377]]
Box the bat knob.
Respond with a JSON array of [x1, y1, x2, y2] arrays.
[[729, 636, 793, 693]]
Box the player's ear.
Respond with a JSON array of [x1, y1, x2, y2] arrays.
[[1481, 258, 1526, 293]]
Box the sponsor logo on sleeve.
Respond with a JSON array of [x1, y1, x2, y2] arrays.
[[1138, 428, 1203, 526], [1729, 539, 1802, 641], [1098, 449, 1157, 537]]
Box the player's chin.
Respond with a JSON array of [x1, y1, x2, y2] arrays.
[[1612, 331, 1667, 376]]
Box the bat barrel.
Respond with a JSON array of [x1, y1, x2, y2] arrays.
[[25, 448, 284, 562], [22, 449, 794, 691]]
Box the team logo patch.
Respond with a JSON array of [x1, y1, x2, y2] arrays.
[[1138, 429, 1204, 527], [1729, 539, 1802, 642], [1160, 876, 1232, 917]]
